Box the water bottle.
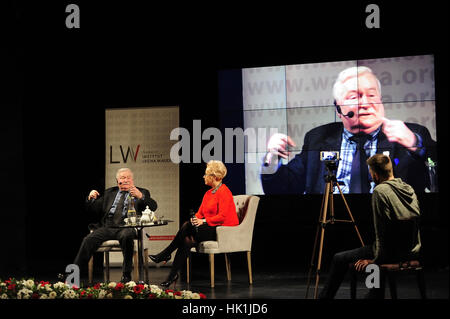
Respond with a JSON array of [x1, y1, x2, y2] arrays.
[[426, 158, 438, 192], [127, 194, 137, 225]]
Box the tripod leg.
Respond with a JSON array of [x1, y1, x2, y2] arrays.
[[313, 182, 330, 299], [336, 183, 365, 246], [305, 221, 321, 298], [329, 186, 335, 223], [305, 183, 328, 298], [313, 219, 327, 299]]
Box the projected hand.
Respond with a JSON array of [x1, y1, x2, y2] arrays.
[[382, 117, 417, 151], [88, 190, 100, 200], [267, 133, 296, 159]]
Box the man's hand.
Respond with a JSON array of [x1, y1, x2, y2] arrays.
[[267, 133, 296, 159], [88, 190, 100, 200], [129, 186, 143, 199], [382, 117, 417, 151], [354, 259, 374, 272]]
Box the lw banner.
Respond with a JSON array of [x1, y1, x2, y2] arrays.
[[105, 106, 179, 266]]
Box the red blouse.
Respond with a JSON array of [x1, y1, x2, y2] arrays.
[[195, 184, 239, 227]]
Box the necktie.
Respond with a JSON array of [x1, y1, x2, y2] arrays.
[[113, 191, 127, 225], [350, 134, 370, 193]]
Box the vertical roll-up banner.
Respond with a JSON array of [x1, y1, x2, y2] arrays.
[[105, 106, 179, 266]]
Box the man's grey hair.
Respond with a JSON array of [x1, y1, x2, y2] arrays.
[[332, 66, 382, 104], [116, 167, 134, 180]]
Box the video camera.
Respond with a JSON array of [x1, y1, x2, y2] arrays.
[[320, 151, 340, 173], [320, 151, 339, 162]]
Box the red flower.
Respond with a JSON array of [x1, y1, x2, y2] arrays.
[[7, 284, 16, 291], [199, 293, 206, 299], [165, 289, 174, 294], [115, 283, 124, 290], [133, 284, 144, 294], [174, 291, 181, 296], [32, 293, 40, 299], [148, 293, 156, 299], [93, 283, 101, 290]]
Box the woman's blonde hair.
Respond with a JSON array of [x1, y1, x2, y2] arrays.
[[206, 160, 227, 180]]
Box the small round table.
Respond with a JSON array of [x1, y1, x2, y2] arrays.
[[113, 220, 172, 284]]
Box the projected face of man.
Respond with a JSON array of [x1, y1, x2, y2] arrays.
[[337, 71, 385, 135]]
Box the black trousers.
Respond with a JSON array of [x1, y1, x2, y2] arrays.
[[74, 220, 136, 276], [318, 244, 386, 299], [163, 221, 216, 278]]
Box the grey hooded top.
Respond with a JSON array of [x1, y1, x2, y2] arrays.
[[371, 178, 421, 263]]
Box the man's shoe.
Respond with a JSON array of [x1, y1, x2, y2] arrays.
[[120, 273, 132, 283], [363, 289, 384, 299], [57, 273, 67, 282]]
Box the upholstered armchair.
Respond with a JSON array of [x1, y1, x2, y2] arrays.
[[186, 195, 260, 287]]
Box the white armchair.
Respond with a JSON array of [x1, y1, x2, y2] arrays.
[[186, 195, 260, 287]]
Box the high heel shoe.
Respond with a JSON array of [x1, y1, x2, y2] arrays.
[[149, 254, 171, 264], [160, 273, 179, 289]]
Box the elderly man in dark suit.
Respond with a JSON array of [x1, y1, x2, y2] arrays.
[[73, 168, 157, 283], [261, 66, 436, 194]]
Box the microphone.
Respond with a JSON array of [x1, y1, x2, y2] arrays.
[[190, 209, 198, 233], [263, 152, 274, 167], [335, 102, 355, 118], [344, 111, 355, 118]]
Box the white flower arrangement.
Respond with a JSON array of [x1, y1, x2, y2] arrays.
[[0, 277, 207, 299], [17, 288, 33, 299]]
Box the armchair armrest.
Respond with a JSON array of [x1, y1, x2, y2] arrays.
[[216, 224, 253, 253]]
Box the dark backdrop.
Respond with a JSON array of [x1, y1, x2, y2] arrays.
[[2, 1, 448, 279]]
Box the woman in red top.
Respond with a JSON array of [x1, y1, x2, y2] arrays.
[[149, 160, 238, 287]]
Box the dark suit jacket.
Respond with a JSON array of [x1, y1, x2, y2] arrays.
[[261, 122, 437, 194], [86, 186, 157, 228]]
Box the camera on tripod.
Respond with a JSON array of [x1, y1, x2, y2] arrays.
[[320, 151, 339, 162], [306, 150, 364, 299], [320, 151, 340, 172]]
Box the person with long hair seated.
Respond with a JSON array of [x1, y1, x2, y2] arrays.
[[149, 160, 239, 287]]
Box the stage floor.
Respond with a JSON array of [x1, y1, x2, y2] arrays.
[[95, 266, 448, 299]]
